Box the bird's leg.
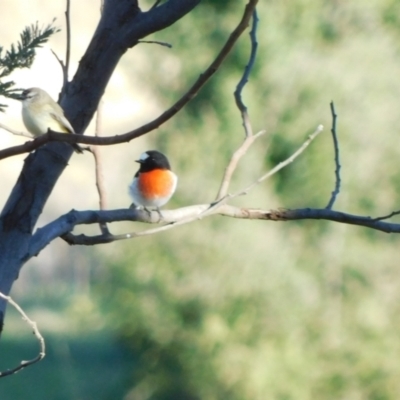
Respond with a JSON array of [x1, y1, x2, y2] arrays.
[[143, 206, 152, 218], [155, 207, 164, 221]]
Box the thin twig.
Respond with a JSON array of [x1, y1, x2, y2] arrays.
[[216, 130, 266, 200], [93, 100, 107, 210], [326, 102, 341, 209], [51, 0, 72, 90], [234, 9, 259, 138], [64, 0, 72, 86], [50, 49, 67, 83], [0, 293, 45, 378], [91, 99, 110, 235], [0, 122, 33, 139], [0, 0, 259, 161], [235, 124, 324, 196], [138, 40, 172, 48], [372, 209, 400, 221], [150, 0, 163, 10]]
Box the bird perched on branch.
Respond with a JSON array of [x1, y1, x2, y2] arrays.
[[19, 87, 84, 153], [129, 150, 177, 211]]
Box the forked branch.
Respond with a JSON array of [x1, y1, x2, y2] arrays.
[[216, 9, 262, 200]]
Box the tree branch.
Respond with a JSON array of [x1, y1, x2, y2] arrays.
[[91, 99, 110, 235], [216, 130, 266, 200], [234, 9, 259, 138], [326, 101, 341, 209], [27, 203, 400, 252], [50, 48, 66, 86], [150, 0, 163, 10], [119, 0, 203, 46], [264, 208, 400, 233], [65, 0, 71, 86], [51, 0, 72, 90], [27, 208, 154, 258], [216, 8, 261, 200], [138, 40, 172, 48], [0, 122, 33, 138], [236, 124, 324, 196], [0, 293, 45, 377]]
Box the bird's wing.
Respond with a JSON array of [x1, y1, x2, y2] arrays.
[[50, 111, 75, 134]]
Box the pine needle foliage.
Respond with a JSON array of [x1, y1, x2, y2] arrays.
[[0, 21, 59, 111]]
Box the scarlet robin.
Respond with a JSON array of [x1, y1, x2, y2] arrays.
[[129, 150, 177, 211]]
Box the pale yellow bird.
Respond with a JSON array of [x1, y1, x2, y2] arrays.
[[20, 87, 83, 153]]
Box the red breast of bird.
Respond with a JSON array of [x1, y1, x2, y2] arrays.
[[129, 150, 178, 209]]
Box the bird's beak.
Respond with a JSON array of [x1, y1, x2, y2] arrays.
[[12, 93, 25, 101], [135, 159, 143, 164]]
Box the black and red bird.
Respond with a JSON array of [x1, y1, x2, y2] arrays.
[[129, 150, 177, 209]]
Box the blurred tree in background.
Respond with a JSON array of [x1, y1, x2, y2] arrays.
[[3, 1, 400, 399]]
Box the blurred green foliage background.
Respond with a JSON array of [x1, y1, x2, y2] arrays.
[[3, 0, 400, 399]]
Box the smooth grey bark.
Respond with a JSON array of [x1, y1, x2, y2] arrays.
[[0, 0, 202, 333]]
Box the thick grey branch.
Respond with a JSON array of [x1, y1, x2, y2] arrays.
[[27, 204, 400, 259], [27, 208, 150, 259], [120, 0, 203, 47]]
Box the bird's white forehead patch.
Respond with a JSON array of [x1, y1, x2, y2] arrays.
[[139, 152, 150, 161]]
